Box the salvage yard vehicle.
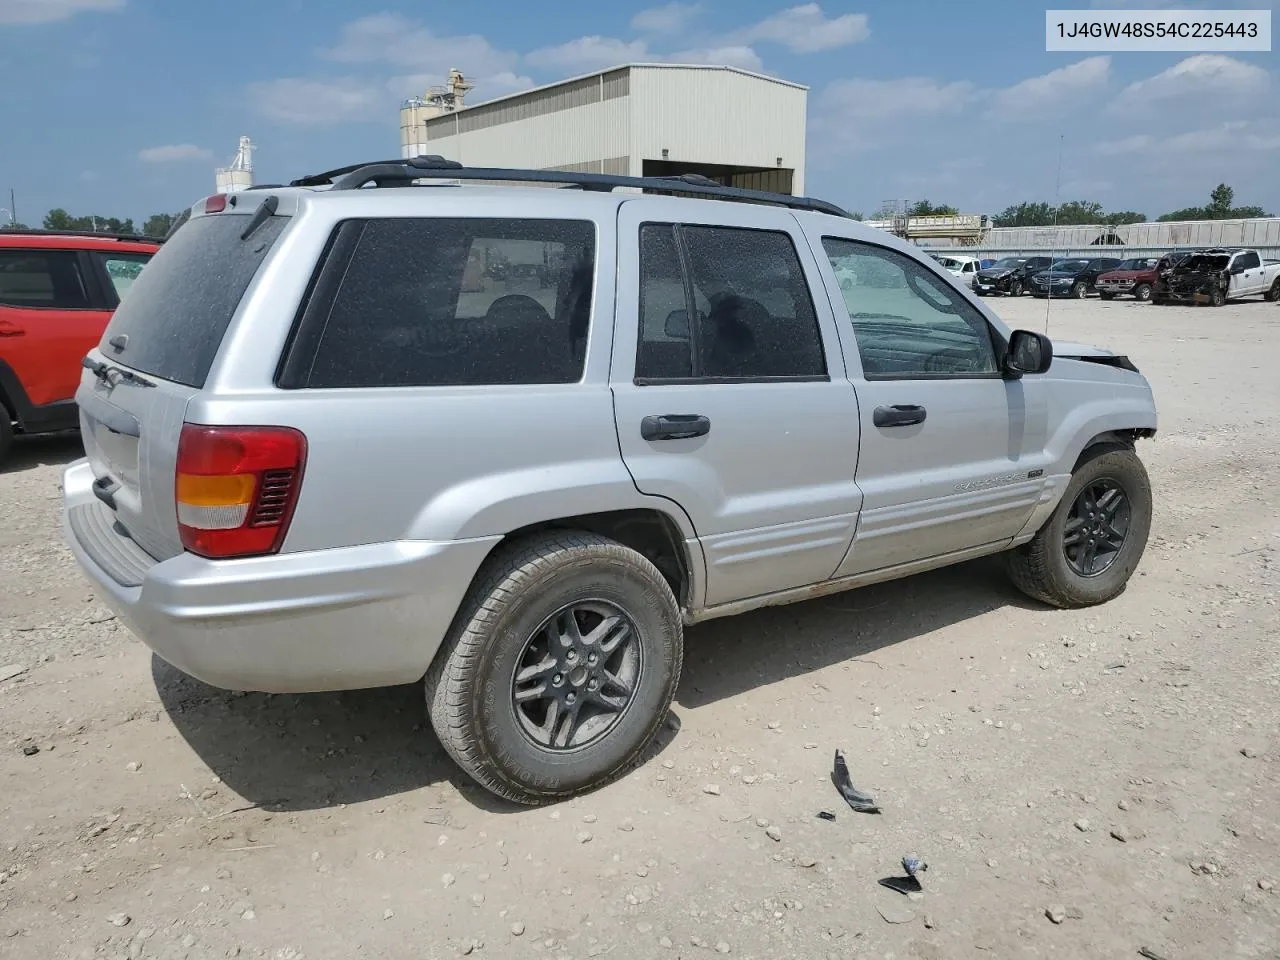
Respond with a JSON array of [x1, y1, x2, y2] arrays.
[[935, 254, 982, 281], [1, 230, 159, 464], [1153, 248, 1280, 306], [1095, 257, 1161, 301], [972, 256, 1054, 297], [62, 158, 1158, 805], [1031, 257, 1123, 299]]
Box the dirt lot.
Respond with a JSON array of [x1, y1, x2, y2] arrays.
[[1, 296, 1277, 960]]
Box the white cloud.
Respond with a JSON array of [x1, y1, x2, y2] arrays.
[[138, 144, 213, 163], [669, 45, 763, 71], [812, 76, 978, 157], [735, 4, 869, 53], [631, 2, 702, 34], [1097, 120, 1280, 158], [525, 35, 649, 73], [985, 56, 1110, 117], [322, 13, 517, 77], [1113, 54, 1269, 109], [248, 78, 387, 125], [0, 0, 122, 24]]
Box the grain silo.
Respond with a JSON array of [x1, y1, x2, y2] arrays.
[[214, 136, 254, 194]]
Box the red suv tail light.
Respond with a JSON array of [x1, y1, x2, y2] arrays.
[[175, 425, 307, 559]]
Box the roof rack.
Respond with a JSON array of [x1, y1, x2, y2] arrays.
[[290, 155, 855, 219], [0, 228, 164, 244]]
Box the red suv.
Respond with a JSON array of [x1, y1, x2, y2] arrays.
[[0, 231, 159, 463]]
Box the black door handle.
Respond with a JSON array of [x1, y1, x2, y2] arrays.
[[873, 404, 927, 428], [641, 414, 711, 441]]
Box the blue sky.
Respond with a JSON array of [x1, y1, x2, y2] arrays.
[[1, 0, 1277, 224]]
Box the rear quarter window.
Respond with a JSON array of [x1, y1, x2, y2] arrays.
[[288, 218, 596, 389], [99, 213, 288, 387]]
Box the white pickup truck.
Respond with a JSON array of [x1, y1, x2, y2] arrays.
[[1154, 248, 1280, 306]]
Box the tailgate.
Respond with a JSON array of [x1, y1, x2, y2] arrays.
[[76, 368, 196, 561], [70, 202, 291, 562]]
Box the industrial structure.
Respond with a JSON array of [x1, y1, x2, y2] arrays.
[[214, 136, 254, 194], [399, 64, 806, 195]]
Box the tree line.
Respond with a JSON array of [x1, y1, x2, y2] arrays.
[[1, 209, 182, 238], [852, 184, 1270, 226]]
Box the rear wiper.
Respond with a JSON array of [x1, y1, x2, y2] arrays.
[[82, 356, 156, 388]]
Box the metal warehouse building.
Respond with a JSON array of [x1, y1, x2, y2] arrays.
[[400, 64, 807, 195]]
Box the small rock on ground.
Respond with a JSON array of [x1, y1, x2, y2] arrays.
[[765, 825, 783, 842], [1074, 819, 1091, 832], [1045, 906, 1066, 924], [0, 665, 29, 683], [511, 922, 526, 936], [703, 784, 721, 796]]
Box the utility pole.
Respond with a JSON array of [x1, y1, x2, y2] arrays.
[[8, 189, 14, 224]]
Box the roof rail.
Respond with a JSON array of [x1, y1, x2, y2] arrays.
[[0, 228, 164, 244], [290, 155, 855, 219]]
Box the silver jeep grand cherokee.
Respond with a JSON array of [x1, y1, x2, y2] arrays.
[[63, 158, 1156, 805]]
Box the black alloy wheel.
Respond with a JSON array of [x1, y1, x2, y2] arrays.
[[1062, 479, 1131, 578], [511, 600, 642, 751]]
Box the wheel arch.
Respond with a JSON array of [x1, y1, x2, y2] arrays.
[[0, 358, 32, 424]]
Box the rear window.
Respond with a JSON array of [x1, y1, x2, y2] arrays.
[[99, 213, 288, 387], [294, 218, 595, 389]]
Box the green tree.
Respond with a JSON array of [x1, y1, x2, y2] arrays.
[[1208, 183, 1234, 218], [43, 208, 75, 230], [1104, 210, 1147, 226], [1054, 200, 1105, 225], [909, 199, 959, 217], [142, 212, 180, 238], [1157, 184, 1273, 221], [1, 221, 30, 231], [992, 202, 1056, 227], [41, 209, 137, 234]]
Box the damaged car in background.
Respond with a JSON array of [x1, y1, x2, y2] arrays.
[[1154, 248, 1280, 306]]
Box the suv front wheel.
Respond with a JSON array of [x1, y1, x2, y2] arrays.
[[425, 531, 683, 805], [1006, 446, 1152, 608]]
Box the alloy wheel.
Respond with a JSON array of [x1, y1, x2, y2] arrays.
[[1062, 479, 1131, 578], [510, 600, 643, 751]]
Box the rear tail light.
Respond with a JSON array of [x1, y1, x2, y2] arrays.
[[175, 425, 307, 559]]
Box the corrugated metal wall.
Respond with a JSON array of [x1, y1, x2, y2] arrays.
[[422, 94, 630, 171], [628, 67, 807, 193]]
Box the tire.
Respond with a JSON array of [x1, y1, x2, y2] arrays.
[[1009, 279, 1024, 297], [0, 412, 12, 466], [1133, 283, 1153, 302], [1006, 446, 1152, 609], [1072, 281, 1088, 300], [1099, 292, 1114, 301], [425, 530, 683, 805], [1210, 286, 1225, 307], [1265, 279, 1280, 302]]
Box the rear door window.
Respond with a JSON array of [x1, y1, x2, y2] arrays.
[[0, 250, 91, 309], [99, 213, 288, 387], [636, 224, 827, 381], [298, 218, 596, 388]]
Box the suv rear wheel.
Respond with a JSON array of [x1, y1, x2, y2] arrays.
[[425, 531, 683, 805], [1006, 446, 1152, 608]]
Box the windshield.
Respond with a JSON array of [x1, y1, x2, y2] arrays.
[[1114, 259, 1147, 271], [991, 258, 1024, 269], [1050, 259, 1089, 272], [936, 257, 960, 269]]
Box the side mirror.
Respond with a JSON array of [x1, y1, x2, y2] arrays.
[[1230, 263, 1245, 275], [1004, 329, 1053, 378]]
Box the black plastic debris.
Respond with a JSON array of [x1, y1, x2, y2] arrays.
[[832, 749, 881, 814], [22, 744, 39, 757], [879, 856, 928, 896], [816, 811, 837, 822]]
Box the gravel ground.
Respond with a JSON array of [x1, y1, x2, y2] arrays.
[[1, 296, 1277, 960]]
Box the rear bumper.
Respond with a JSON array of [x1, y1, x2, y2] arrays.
[[62, 459, 500, 693]]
